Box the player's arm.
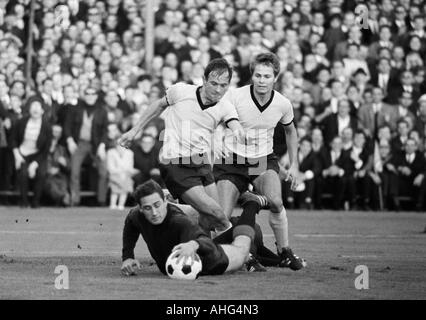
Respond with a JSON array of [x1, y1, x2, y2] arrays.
[[222, 94, 245, 143], [121, 215, 142, 276], [283, 120, 299, 190], [226, 119, 245, 143], [118, 97, 169, 148]]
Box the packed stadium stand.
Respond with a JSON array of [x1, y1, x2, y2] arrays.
[[0, 0, 425, 211]]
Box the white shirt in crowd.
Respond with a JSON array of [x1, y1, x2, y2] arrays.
[[337, 115, 350, 136], [19, 118, 42, 156]]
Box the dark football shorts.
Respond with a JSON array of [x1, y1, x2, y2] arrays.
[[159, 154, 215, 200], [213, 153, 280, 194], [199, 238, 229, 275]]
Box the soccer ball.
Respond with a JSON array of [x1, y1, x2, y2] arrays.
[[165, 251, 202, 280]]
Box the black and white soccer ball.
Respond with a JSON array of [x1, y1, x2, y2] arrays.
[[165, 251, 202, 280]]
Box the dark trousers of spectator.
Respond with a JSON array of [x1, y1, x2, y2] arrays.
[[388, 174, 421, 210], [0, 147, 15, 191], [364, 174, 387, 210], [70, 141, 107, 205], [417, 179, 426, 210], [17, 153, 47, 207], [316, 176, 347, 210], [283, 179, 314, 209], [345, 176, 357, 208], [44, 173, 70, 206], [350, 176, 370, 208]]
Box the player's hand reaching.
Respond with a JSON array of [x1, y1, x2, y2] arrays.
[[118, 129, 139, 149], [232, 127, 246, 144], [172, 240, 199, 265], [285, 165, 300, 191], [121, 258, 142, 276], [27, 161, 38, 179], [14, 152, 25, 170]]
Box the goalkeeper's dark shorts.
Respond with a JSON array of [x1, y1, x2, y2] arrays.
[[198, 238, 229, 276]]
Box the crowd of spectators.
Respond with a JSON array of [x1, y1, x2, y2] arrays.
[[0, 0, 426, 211]]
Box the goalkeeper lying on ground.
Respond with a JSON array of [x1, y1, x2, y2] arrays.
[[121, 180, 291, 276]]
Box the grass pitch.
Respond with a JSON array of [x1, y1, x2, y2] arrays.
[[0, 206, 425, 300]]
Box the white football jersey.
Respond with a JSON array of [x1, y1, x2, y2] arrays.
[[220, 85, 294, 159], [160, 83, 238, 160]]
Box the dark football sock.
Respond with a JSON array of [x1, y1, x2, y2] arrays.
[[236, 201, 260, 229], [232, 201, 260, 242], [256, 245, 281, 266]]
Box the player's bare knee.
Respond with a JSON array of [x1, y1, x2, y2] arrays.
[[232, 236, 251, 254], [269, 197, 284, 213]]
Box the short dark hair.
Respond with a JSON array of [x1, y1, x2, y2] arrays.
[[400, 90, 412, 99], [329, 78, 343, 87], [347, 42, 360, 50], [397, 119, 409, 127], [405, 137, 416, 146], [300, 136, 312, 144], [249, 52, 281, 77], [354, 130, 366, 138], [413, 14, 425, 21], [42, 77, 53, 85], [133, 179, 164, 205], [10, 80, 25, 88], [379, 24, 391, 33], [137, 74, 152, 82], [204, 58, 233, 82], [378, 57, 391, 65]]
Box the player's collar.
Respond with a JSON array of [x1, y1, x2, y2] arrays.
[[196, 87, 218, 110], [250, 85, 274, 113]]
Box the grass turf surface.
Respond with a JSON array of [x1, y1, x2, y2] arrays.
[[0, 206, 425, 300]]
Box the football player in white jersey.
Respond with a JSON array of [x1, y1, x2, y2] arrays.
[[213, 53, 306, 270], [119, 59, 247, 233]]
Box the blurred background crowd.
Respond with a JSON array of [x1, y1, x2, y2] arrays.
[[0, 0, 426, 211]]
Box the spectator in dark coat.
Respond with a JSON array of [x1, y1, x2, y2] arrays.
[[11, 99, 52, 208], [388, 138, 426, 210], [43, 124, 71, 207], [64, 87, 109, 206], [368, 57, 398, 100], [317, 136, 354, 210], [357, 87, 399, 139], [320, 98, 358, 146], [131, 134, 161, 187], [414, 96, 426, 140], [348, 131, 374, 209], [386, 70, 421, 106], [323, 14, 346, 61], [0, 95, 22, 192], [283, 137, 321, 210], [395, 91, 416, 126], [366, 139, 394, 210], [391, 119, 410, 155]]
